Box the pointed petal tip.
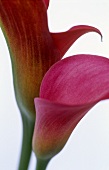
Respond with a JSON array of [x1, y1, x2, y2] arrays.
[[70, 25, 103, 41], [51, 25, 102, 57]]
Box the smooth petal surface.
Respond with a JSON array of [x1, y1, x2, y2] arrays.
[[43, 0, 50, 9], [40, 55, 109, 104], [33, 98, 93, 159], [0, 0, 60, 119], [33, 54, 109, 159], [51, 25, 102, 57]]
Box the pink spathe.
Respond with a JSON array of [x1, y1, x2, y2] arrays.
[[33, 54, 109, 159]]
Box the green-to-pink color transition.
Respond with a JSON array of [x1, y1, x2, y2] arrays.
[[0, 0, 104, 169], [33, 54, 109, 160], [0, 0, 102, 119]]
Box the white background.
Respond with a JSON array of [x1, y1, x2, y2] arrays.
[[0, 0, 109, 170]]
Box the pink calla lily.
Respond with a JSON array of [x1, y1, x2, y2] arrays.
[[0, 0, 102, 118], [33, 54, 109, 160]]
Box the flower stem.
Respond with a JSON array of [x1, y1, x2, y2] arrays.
[[18, 113, 35, 170], [36, 158, 50, 170]]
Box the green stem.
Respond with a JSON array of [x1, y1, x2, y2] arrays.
[[18, 113, 35, 170], [36, 158, 50, 170]]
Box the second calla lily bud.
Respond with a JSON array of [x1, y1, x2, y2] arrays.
[[33, 54, 109, 160]]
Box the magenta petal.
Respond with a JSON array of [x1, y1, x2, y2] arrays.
[[51, 25, 102, 56], [40, 54, 109, 105], [43, 0, 49, 9], [33, 54, 109, 159], [33, 98, 93, 159]]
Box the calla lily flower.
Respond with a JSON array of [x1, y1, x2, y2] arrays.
[[0, 0, 102, 119], [0, 0, 102, 169], [33, 54, 109, 164]]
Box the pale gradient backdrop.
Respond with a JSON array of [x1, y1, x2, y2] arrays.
[[0, 0, 109, 170]]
